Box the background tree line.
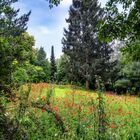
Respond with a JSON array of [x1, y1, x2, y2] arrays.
[[0, 0, 140, 96]]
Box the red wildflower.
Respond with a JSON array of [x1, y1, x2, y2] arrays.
[[89, 107, 93, 113], [88, 125, 92, 129], [118, 107, 123, 113], [110, 123, 116, 129], [121, 124, 125, 127], [79, 106, 82, 112], [42, 107, 45, 112], [127, 112, 131, 115], [67, 102, 72, 108], [53, 106, 59, 112]]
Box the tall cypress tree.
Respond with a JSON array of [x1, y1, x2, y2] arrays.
[[62, 0, 113, 89], [50, 46, 57, 82]]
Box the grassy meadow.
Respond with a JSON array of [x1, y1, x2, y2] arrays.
[[5, 83, 140, 140]]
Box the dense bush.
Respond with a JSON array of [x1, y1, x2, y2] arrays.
[[114, 79, 131, 94], [115, 62, 140, 95]]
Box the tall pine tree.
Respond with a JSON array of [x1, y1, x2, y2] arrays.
[[62, 0, 113, 89], [50, 46, 57, 82], [62, 0, 82, 83], [0, 0, 31, 37]]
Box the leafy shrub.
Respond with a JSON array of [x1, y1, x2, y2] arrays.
[[115, 79, 131, 94], [117, 61, 140, 94], [12, 67, 29, 84], [122, 62, 140, 80]]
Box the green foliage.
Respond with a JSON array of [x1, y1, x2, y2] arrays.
[[12, 67, 29, 83], [0, 37, 13, 86], [46, 0, 61, 8], [118, 40, 140, 94], [121, 62, 140, 94], [94, 76, 108, 139], [33, 66, 46, 82], [1, 0, 140, 139], [0, 85, 31, 140], [62, 0, 114, 89], [99, 0, 140, 41], [50, 46, 57, 82], [14, 32, 35, 64], [0, 0, 31, 37], [11, 46, 51, 84], [115, 79, 131, 88], [114, 78, 131, 94], [120, 40, 140, 64], [97, 0, 140, 94], [0, 2, 35, 138], [56, 54, 69, 83], [122, 62, 140, 80], [0, 0, 32, 92], [36, 47, 46, 62], [46, 86, 54, 105], [35, 47, 51, 82], [1, 84, 140, 139], [24, 63, 46, 83]]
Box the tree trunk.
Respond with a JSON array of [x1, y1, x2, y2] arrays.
[[86, 80, 90, 90]]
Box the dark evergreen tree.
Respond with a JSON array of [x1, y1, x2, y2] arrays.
[[36, 47, 46, 62], [0, 0, 31, 37], [62, 0, 82, 83], [50, 46, 57, 82], [35, 47, 47, 68], [62, 0, 113, 89]]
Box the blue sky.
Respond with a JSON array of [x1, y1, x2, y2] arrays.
[[13, 0, 107, 59]]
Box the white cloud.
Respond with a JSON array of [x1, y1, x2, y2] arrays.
[[39, 26, 51, 35], [14, 0, 111, 59], [99, 0, 107, 7], [27, 25, 64, 59], [60, 0, 72, 8]]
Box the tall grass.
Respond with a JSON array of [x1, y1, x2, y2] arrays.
[[1, 83, 140, 139]]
